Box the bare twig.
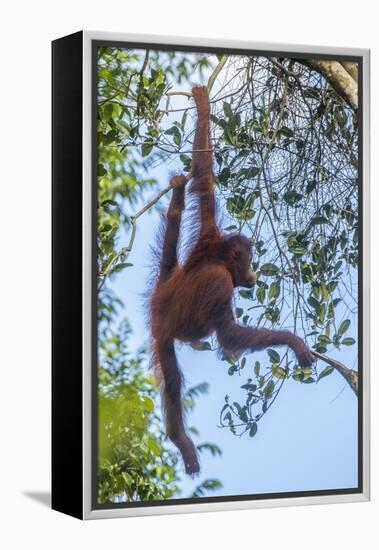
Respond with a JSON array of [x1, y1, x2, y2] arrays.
[[254, 79, 308, 314], [208, 55, 228, 92], [98, 183, 181, 290], [164, 55, 229, 101], [166, 90, 193, 98], [136, 50, 150, 119]]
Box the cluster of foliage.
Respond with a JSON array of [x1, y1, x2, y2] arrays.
[[98, 317, 179, 502], [97, 46, 358, 458], [98, 308, 222, 502], [97, 47, 211, 283], [211, 57, 358, 434], [97, 286, 222, 503]]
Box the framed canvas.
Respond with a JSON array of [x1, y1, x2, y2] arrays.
[[52, 31, 370, 520]]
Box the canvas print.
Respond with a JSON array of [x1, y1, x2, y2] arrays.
[[95, 44, 360, 506]]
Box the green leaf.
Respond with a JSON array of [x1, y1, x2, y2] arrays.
[[236, 307, 243, 318], [307, 296, 320, 310], [293, 367, 315, 383], [180, 154, 191, 171], [249, 423, 258, 437], [165, 125, 182, 146], [272, 364, 287, 379], [256, 285, 265, 304], [268, 349, 280, 363], [264, 379, 275, 399], [292, 369, 303, 382], [239, 408, 248, 422], [103, 103, 113, 121], [260, 263, 279, 276], [241, 383, 257, 391], [319, 303, 327, 323], [317, 365, 334, 381], [142, 396, 155, 413], [197, 443, 222, 457], [342, 337, 356, 346], [98, 163, 107, 177], [141, 142, 154, 157], [254, 361, 260, 377], [155, 69, 165, 86], [121, 472, 133, 485], [305, 87, 320, 100], [224, 225, 238, 231], [268, 281, 280, 300], [100, 224, 112, 233], [338, 319, 351, 336], [309, 215, 329, 226], [101, 199, 118, 207], [146, 437, 161, 456], [291, 246, 307, 256], [237, 167, 258, 179], [283, 190, 303, 205], [302, 367, 313, 377], [226, 195, 246, 215], [103, 129, 118, 145], [223, 102, 233, 119], [211, 114, 226, 129], [321, 284, 329, 302], [111, 262, 133, 273], [302, 376, 315, 384], [191, 341, 212, 351], [280, 126, 294, 138]]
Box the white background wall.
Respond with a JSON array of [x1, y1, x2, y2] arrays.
[[1, 1, 377, 548]]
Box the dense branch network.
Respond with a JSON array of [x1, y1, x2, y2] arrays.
[[97, 52, 359, 397]]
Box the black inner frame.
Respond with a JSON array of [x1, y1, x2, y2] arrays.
[[91, 39, 363, 511]]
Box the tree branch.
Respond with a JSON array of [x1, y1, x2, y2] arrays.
[[312, 350, 358, 396], [301, 60, 358, 111], [208, 55, 228, 93], [98, 183, 177, 290], [165, 90, 193, 98], [341, 61, 358, 83]]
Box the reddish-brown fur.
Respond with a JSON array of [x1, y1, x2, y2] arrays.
[[150, 86, 314, 475]]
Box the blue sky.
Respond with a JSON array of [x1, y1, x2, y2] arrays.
[[109, 187, 358, 499]]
